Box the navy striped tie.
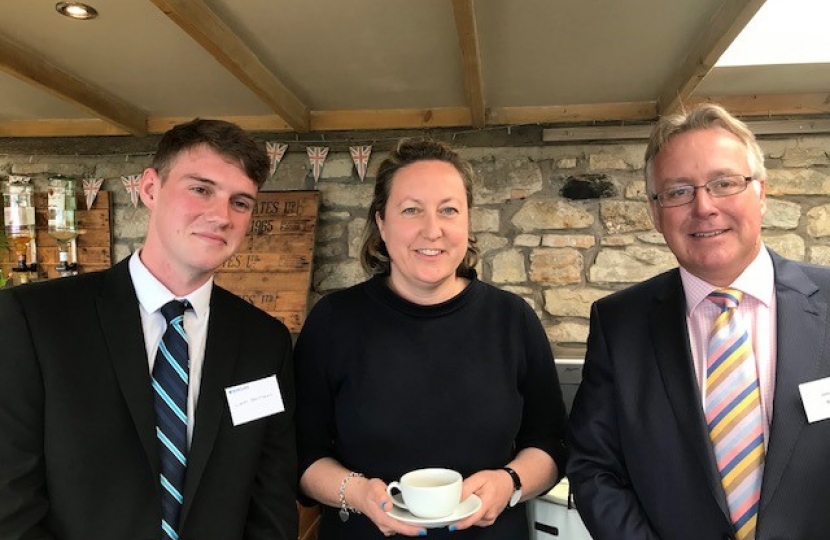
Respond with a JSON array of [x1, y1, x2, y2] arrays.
[[152, 300, 190, 540]]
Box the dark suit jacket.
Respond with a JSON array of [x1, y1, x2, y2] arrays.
[[0, 259, 298, 540], [567, 252, 830, 540]]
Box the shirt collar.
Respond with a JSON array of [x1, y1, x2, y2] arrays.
[[681, 244, 775, 314], [128, 250, 213, 318]]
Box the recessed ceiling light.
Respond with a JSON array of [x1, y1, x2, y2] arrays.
[[55, 2, 98, 20]]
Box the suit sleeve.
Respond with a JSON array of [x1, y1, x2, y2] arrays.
[[0, 289, 55, 540], [243, 322, 299, 540], [566, 301, 661, 540]]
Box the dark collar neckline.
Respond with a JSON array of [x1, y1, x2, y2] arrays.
[[365, 272, 481, 318]]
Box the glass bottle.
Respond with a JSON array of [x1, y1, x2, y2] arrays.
[[2, 176, 37, 284], [47, 176, 80, 276]]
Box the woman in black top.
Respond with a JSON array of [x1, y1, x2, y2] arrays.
[[295, 138, 568, 539]]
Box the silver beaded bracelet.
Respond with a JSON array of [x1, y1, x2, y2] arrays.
[[338, 471, 365, 522]]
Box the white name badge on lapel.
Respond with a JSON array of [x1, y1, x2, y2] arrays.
[[798, 376, 830, 423], [225, 375, 285, 426]]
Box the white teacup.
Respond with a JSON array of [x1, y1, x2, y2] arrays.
[[386, 468, 462, 519]]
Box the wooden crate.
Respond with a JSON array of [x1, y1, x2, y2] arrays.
[[214, 190, 319, 333]]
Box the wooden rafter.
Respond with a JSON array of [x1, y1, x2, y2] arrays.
[[657, 0, 768, 115], [688, 93, 830, 116], [0, 97, 826, 138], [311, 108, 471, 131], [489, 102, 657, 125], [451, 0, 486, 129], [0, 32, 147, 136], [148, 0, 310, 132]]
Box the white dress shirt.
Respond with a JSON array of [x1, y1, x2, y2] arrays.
[[129, 250, 212, 448], [682, 245, 777, 447]]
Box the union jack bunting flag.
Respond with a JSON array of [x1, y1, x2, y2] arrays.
[[82, 177, 104, 210], [121, 174, 142, 208], [266, 141, 288, 177], [306, 146, 329, 182], [349, 145, 372, 182]]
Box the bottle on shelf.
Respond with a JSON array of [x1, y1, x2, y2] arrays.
[[47, 175, 82, 277], [2, 176, 38, 285]]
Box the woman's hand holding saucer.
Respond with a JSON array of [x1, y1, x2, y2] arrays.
[[353, 477, 427, 537], [448, 470, 514, 531]]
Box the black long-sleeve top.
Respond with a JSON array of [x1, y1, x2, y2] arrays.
[[295, 274, 568, 540]]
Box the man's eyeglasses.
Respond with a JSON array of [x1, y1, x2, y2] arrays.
[[650, 175, 755, 208]]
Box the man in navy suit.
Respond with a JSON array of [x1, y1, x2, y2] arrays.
[[0, 119, 297, 540], [568, 104, 830, 540]]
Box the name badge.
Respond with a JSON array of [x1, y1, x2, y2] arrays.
[[225, 375, 285, 426], [798, 376, 830, 423]]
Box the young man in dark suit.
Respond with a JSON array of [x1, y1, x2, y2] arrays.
[[568, 104, 830, 540], [0, 119, 297, 540]]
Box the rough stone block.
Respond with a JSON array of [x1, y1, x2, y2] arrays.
[[318, 182, 374, 209], [544, 321, 589, 346], [588, 154, 628, 170], [113, 206, 149, 239], [601, 235, 634, 246], [529, 248, 582, 284], [589, 246, 675, 283], [348, 218, 367, 258], [543, 288, 610, 318], [512, 200, 594, 231], [807, 204, 830, 237], [316, 222, 345, 242], [514, 234, 541, 247], [766, 169, 830, 196], [473, 156, 543, 204], [491, 249, 527, 283], [763, 233, 805, 261], [762, 199, 800, 230], [471, 208, 500, 232], [314, 260, 366, 292], [809, 246, 830, 267], [600, 201, 653, 234], [476, 233, 509, 255], [541, 234, 595, 249]]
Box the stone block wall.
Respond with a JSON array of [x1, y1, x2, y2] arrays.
[[2, 133, 829, 347]]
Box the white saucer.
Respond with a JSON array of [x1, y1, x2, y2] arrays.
[[386, 494, 482, 529]]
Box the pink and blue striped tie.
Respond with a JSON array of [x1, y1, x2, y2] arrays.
[[705, 289, 764, 540]]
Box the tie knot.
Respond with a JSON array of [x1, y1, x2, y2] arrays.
[[708, 288, 743, 311], [160, 299, 190, 323]]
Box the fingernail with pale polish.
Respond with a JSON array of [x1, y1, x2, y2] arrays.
[[418, 529, 427, 536], [380, 501, 387, 510], [448, 524, 457, 532]]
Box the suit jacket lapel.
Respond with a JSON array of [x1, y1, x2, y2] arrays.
[[649, 272, 731, 518], [96, 259, 160, 477], [761, 254, 826, 510], [181, 286, 241, 524]]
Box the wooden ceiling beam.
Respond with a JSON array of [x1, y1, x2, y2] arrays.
[[451, 0, 486, 129], [0, 119, 130, 137], [148, 115, 292, 134], [311, 108, 472, 131], [0, 32, 148, 136], [489, 102, 657, 125], [657, 0, 768, 116], [2, 94, 827, 138], [148, 0, 310, 132], [688, 92, 830, 116]]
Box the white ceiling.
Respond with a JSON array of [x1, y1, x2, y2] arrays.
[[0, 0, 827, 138]]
